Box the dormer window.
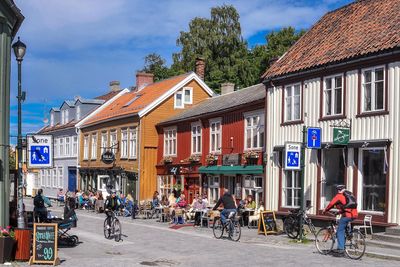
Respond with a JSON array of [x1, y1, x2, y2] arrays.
[[50, 113, 54, 127], [174, 91, 183, 108], [65, 110, 69, 123], [61, 110, 65, 124], [76, 106, 81, 120], [174, 87, 193, 109]]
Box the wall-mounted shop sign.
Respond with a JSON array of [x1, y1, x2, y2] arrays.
[[222, 153, 240, 166], [333, 128, 350, 145]]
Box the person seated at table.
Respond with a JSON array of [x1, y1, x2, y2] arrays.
[[57, 188, 65, 203], [160, 194, 169, 207], [191, 193, 200, 206], [152, 191, 160, 209], [193, 197, 207, 226], [248, 201, 265, 226], [246, 195, 256, 210], [176, 193, 187, 208], [201, 193, 209, 207]]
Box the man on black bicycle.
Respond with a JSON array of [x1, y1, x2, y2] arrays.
[[105, 190, 120, 229], [213, 189, 237, 226], [323, 185, 358, 256]]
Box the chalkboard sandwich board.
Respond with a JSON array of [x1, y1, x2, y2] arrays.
[[258, 210, 277, 236], [29, 223, 60, 266]]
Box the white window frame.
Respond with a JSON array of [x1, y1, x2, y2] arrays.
[[110, 130, 117, 154], [244, 110, 264, 150], [91, 133, 97, 160], [284, 83, 301, 122], [361, 66, 385, 113], [209, 118, 222, 154], [52, 168, 57, 188], [121, 129, 128, 159], [58, 167, 63, 189], [158, 175, 173, 198], [40, 170, 45, 187], [83, 135, 89, 160], [323, 74, 344, 116], [282, 170, 301, 208], [208, 175, 220, 205], [59, 138, 64, 157], [174, 91, 184, 109], [61, 110, 65, 124], [183, 87, 193, 104], [72, 136, 78, 156], [65, 137, 70, 157], [357, 147, 386, 214], [54, 139, 58, 158], [50, 113, 54, 127], [191, 122, 202, 155], [128, 127, 137, 159], [46, 169, 51, 188], [163, 126, 177, 156], [101, 132, 108, 154]]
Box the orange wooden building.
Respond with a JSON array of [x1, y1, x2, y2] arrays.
[[76, 66, 214, 200]]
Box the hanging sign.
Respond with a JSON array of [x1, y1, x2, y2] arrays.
[[333, 128, 350, 145], [284, 143, 301, 170], [101, 151, 115, 164], [29, 223, 60, 266]]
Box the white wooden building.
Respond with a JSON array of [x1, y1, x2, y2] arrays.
[[263, 0, 400, 225]]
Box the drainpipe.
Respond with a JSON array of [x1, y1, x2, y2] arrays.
[[75, 127, 80, 191], [137, 123, 142, 201]]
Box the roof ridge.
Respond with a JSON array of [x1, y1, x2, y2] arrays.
[[140, 72, 191, 89]]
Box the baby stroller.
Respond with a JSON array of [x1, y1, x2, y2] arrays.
[[47, 207, 79, 247]]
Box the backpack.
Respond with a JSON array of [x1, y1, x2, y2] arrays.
[[343, 190, 357, 209], [34, 195, 45, 208]]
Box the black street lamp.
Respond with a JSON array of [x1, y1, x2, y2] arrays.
[[12, 36, 26, 229]]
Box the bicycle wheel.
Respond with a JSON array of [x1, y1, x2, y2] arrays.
[[345, 230, 366, 260], [315, 227, 335, 255], [103, 218, 112, 239], [113, 218, 122, 242], [229, 220, 241, 242], [213, 217, 224, 239], [284, 216, 299, 239]]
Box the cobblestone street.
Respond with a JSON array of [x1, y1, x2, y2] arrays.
[[10, 203, 398, 267]]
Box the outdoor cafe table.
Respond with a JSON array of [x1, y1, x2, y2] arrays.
[[241, 208, 255, 226]]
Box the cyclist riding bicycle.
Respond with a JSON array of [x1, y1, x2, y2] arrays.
[[105, 190, 121, 229], [323, 184, 358, 256], [213, 189, 237, 226]]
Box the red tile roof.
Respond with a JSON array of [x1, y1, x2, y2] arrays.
[[95, 90, 122, 101], [38, 120, 76, 134], [262, 0, 400, 80], [82, 73, 191, 127]]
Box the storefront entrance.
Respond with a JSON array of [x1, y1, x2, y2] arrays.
[[185, 178, 200, 205]]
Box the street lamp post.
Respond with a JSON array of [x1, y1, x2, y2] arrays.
[[12, 37, 26, 229]]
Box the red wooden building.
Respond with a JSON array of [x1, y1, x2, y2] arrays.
[[156, 83, 265, 206]]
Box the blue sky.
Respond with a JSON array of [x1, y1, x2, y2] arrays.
[[10, 0, 353, 143]]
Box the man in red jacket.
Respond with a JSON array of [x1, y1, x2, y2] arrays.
[[323, 185, 358, 256]]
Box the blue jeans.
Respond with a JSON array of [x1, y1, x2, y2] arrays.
[[220, 209, 237, 225], [337, 217, 352, 250]]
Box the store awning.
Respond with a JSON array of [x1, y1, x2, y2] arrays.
[[198, 165, 263, 175]]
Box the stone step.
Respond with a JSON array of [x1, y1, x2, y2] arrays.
[[365, 246, 400, 261], [366, 239, 400, 250], [386, 227, 400, 236], [373, 232, 400, 244]]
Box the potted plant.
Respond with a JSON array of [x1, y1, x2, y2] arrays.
[[188, 154, 200, 163], [0, 226, 16, 264], [205, 153, 218, 165], [242, 150, 259, 165], [162, 156, 173, 164]]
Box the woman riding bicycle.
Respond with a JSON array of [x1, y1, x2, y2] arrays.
[[105, 190, 121, 229], [322, 185, 358, 257], [212, 189, 237, 225]]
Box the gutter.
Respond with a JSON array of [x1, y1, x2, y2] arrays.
[[263, 49, 400, 86]]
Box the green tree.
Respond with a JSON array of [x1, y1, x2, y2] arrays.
[[140, 53, 182, 82], [172, 5, 250, 92]]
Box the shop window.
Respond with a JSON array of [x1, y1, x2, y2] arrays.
[[360, 148, 387, 212], [208, 175, 220, 205], [52, 169, 57, 188], [243, 175, 263, 207], [283, 171, 301, 208], [58, 167, 63, 189], [158, 175, 173, 197], [321, 148, 345, 209]]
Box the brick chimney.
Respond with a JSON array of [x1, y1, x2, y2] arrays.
[[221, 83, 235, 95], [195, 57, 205, 80], [109, 81, 120, 92], [136, 72, 154, 90]]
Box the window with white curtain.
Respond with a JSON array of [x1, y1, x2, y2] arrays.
[[284, 83, 301, 122], [128, 127, 137, 159], [164, 127, 177, 156], [209, 118, 221, 153]]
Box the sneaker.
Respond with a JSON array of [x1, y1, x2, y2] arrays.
[[332, 249, 345, 257]]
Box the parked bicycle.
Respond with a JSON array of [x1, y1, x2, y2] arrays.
[[284, 204, 316, 239], [213, 211, 241, 242], [315, 212, 366, 260], [103, 210, 122, 242]]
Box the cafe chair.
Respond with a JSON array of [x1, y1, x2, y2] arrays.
[[354, 215, 373, 238]]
